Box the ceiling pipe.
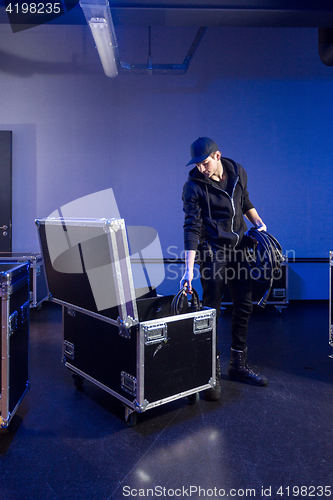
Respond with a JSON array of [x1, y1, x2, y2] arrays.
[[318, 28, 333, 66]]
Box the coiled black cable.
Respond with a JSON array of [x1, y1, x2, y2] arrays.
[[171, 286, 201, 315], [244, 228, 284, 308]]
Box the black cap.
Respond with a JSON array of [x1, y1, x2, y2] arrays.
[[186, 137, 219, 166]]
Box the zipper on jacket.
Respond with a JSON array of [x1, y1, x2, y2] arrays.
[[208, 176, 240, 249], [229, 177, 240, 249]]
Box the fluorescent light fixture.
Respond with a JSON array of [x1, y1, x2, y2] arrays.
[[88, 17, 118, 77], [80, 0, 119, 78]]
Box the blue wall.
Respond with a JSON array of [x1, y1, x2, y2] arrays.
[[0, 24, 332, 299]]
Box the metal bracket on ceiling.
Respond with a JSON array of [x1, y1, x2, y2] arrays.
[[120, 26, 207, 75]]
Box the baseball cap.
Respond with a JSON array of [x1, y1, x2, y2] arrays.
[[186, 137, 219, 166]]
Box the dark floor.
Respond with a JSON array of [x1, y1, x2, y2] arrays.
[[1, 301, 333, 500]]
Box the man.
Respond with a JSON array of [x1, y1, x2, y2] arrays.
[[181, 137, 268, 401]]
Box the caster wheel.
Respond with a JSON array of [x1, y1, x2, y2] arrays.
[[125, 411, 137, 427], [72, 373, 84, 389], [187, 392, 199, 405]]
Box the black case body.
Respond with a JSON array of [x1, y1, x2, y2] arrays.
[[63, 295, 215, 414], [0, 262, 30, 428]]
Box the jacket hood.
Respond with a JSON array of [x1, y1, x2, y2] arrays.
[[188, 157, 238, 185]]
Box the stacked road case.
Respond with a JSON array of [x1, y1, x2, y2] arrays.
[[328, 250, 333, 347], [0, 262, 30, 428], [221, 258, 289, 312], [0, 252, 48, 308], [36, 217, 216, 426]]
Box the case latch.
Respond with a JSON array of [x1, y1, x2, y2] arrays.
[[193, 314, 213, 334], [64, 341, 75, 360], [20, 301, 30, 323], [272, 288, 286, 298], [8, 311, 18, 336], [144, 323, 167, 345], [121, 371, 137, 396]]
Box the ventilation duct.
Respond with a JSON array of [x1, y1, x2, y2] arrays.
[[318, 28, 333, 66]]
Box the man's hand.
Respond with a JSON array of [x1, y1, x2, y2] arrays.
[[245, 208, 267, 232], [256, 220, 267, 232], [180, 269, 194, 293]]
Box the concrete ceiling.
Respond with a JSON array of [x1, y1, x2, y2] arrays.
[[107, 1, 333, 28], [0, 0, 332, 68], [1, 0, 331, 28]]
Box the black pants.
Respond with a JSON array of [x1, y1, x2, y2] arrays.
[[200, 247, 253, 352]]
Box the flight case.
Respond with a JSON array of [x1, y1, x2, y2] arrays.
[[0, 252, 48, 308], [0, 262, 30, 428], [328, 250, 333, 346], [36, 217, 216, 426], [221, 258, 289, 312]]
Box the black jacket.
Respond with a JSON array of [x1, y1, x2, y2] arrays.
[[182, 157, 254, 251]]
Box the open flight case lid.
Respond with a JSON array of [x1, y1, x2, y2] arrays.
[[35, 217, 139, 330]]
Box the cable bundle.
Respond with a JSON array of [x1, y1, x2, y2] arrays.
[[171, 286, 201, 315], [244, 228, 284, 308]]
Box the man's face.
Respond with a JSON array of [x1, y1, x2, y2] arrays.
[[196, 152, 220, 179]]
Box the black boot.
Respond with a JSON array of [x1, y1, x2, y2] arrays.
[[227, 348, 268, 386], [205, 354, 221, 401]]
